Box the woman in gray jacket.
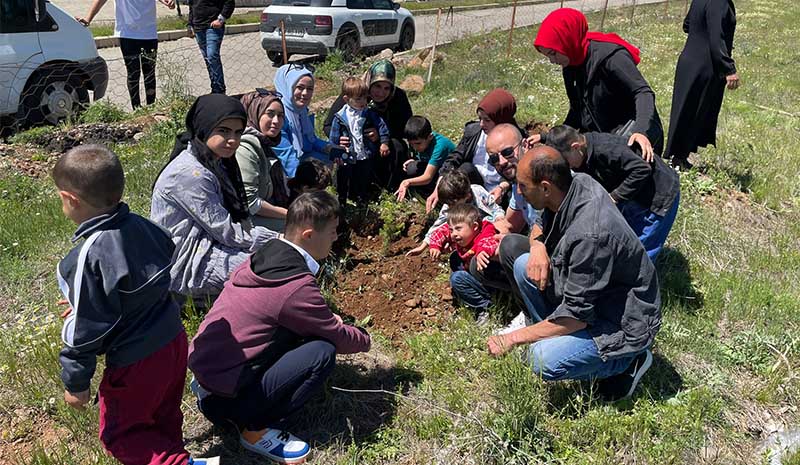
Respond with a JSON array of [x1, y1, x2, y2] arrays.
[[151, 94, 278, 298]]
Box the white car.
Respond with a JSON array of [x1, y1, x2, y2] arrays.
[[260, 0, 415, 63], [0, 0, 108, 128]]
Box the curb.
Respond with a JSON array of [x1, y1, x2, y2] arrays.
[[93, 0, 549, 49], [95, 23, 261, 49]]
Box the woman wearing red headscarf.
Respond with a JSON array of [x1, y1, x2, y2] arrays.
[[436, 88, 525, 206], [531, 8, 663, 161]]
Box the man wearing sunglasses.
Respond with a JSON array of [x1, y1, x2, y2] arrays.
[[467, 124, 549, 326]]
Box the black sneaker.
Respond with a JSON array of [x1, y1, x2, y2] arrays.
[[598, 349, 653, 401]]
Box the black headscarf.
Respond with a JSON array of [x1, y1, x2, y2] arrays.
[[168, 94, 250, 223]]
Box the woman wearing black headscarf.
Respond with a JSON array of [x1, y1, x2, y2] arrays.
[[666, 0, 739, 169], [151, 94, 278, 298]]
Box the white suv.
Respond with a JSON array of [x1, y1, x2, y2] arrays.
[[260, 0, 415, 64]]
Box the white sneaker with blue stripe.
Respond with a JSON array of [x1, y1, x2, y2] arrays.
[[240, 429, 310, 464], [189, 457, 220, 465]]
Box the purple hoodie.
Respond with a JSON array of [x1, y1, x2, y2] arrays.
[[189, 239, 370, 396]]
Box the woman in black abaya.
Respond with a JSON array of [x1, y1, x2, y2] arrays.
[[666, 0, 740, 169]]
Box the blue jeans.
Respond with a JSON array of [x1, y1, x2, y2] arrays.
[[511, 254, 638, 381], [449, 252, 495, 310], [195, 27, 226, 94], [618, 192, 680, 262]]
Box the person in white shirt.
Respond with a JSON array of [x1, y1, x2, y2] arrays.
[[76, 0, 175, 109]]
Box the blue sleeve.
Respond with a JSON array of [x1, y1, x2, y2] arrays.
[[428, 135, 456, 168], [273, 127, 301, 177], [306, 113, 330, 154], [329, 117, 342, 148], [374, 113, 390, 144]]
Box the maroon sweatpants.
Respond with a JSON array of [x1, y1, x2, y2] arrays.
[[98, 331, 190, 465]]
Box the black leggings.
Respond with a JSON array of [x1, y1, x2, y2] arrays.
[[119, 38, 158, 109]]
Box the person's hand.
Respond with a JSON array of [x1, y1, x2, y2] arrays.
[[525, 133, 542, 149], [487, 334, 512, 357], [429, 248, 441, 261], [64, 389, 90, 410], [75, 16, 90, 26], [526, 241, 550, 290], [395, 181, 409, 201], [488, 186, 504, 203], [628, 132, 654, 163], [364, 128, 379, 143], [425, 190, 439, 213], [159, 0, 176, 9], [332, 313, 344, 325], [211, 19, 224, 28], [475, 251, 491, 271], [380, 143, 390, 158], [726, 73, 741, 90], [338, 136, 350, 148], [406, 243, 427, 257], [57, 299, 73, 319]]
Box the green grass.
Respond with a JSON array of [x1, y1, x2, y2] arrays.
[[3, 0, 800, 463], [89, 11, 264, 37]]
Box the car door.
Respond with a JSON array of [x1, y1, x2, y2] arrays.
[[0, 0, 44, 114], [368, 0, 399, 47], [345, 0, 374, 48]]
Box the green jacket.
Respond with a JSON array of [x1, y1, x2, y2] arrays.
[[235, 133, 286, 232]]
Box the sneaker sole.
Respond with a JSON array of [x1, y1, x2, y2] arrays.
[[625, 350, 653, 399], [239, 437, 310, 464]]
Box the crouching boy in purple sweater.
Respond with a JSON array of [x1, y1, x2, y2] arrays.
[[188, 191, 371, 464]]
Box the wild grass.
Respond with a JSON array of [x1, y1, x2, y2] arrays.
[[1, 0, 799, 463]]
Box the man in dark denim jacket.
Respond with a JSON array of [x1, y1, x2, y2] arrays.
[[487, 146, 661, 400]]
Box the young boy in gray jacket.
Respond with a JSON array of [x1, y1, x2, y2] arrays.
[[54, 145, 218, 465]]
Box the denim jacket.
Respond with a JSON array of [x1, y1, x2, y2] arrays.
[[151, 149, 278, 295]]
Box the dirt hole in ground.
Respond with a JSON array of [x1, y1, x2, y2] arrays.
[[330, 209, 457, 342]]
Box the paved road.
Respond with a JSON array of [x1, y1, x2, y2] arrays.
[[56, 0, 266, 22], [97, 0, 667, 110]]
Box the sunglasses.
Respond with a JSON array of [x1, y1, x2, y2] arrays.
[[488, 141, 522, 165], [255, 87, 282, 98], [287, 62, 316, 73]]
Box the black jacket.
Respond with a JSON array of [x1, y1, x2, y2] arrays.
[[581, 132, 679, 216], [323, 88, 413, 141], [538, 174, 661, 360], [563, 41, 664, 155], [188, 0, 235, 31], [58, 203, 183, 392], [441, 121, 526, 173]]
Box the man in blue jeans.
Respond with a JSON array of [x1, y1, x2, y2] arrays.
[[487, 146, 662, 400], [188, 0, 234, 94]]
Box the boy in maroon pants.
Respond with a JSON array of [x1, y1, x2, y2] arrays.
[[53, 145, 218, 465]]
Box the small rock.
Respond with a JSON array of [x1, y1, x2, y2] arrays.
[[441, 289, 453, 302], [391, 55, 411, 67], [153, 113, 170, 123], [404, 298, 420, 308], [422, 307, 435, 316], [446, 97, 457, 103], [379, 48, 394, 60], [133, 132, 145, 141], [381, 274, 391, 281], [407, 48, 431, 68], [422, 50, 445, 68], [399, 75, 425, 96]]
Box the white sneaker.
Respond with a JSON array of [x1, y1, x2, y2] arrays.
[[240, 429, 310, 464], [496, 311, 531, 335], [189, 457, 220, 465]]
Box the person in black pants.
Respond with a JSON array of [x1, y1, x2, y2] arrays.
[[76, 0, 175, 109], [666, 0, 739, 169]]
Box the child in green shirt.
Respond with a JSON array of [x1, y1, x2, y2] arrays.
[[395, 115, 456, 201]]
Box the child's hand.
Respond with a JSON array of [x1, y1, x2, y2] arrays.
[[406, 243, 427, 257], [429, 248, 441, 261], [425, 190, 439, 213], [395, 181, 410, 202], [476, 251, 491, 271], [380, 143, 390, 158], [64, 389, 90, 410], [57, 299, 72, 319], [364, 128, 379, 143], [339, 136, 350, 148]]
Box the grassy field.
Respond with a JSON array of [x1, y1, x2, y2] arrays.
[[2, 0, 800, 463]]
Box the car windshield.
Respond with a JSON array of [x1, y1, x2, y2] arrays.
[[270, 0, 334, 6]]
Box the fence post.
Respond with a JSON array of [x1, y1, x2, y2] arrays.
[[559, 0, 564, 7], [506, 0, 518, 59], [600, 0, 609, 31], [664, 0, 670, 17], [630, 0, 636, 23], [280, 20, 289, 65], [427, 8, 442, 84]]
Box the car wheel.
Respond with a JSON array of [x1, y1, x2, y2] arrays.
[[336, 26, 360, 61], [267, 51, 291, 66], [398, 23, 415, 52], [22, 69, 90, 126]]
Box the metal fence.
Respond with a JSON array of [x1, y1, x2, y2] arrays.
[[9, 0, 687, 126]]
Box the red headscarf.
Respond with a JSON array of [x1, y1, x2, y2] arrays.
[[534, 8, 641, 66], [477, 88, 518, 125]]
